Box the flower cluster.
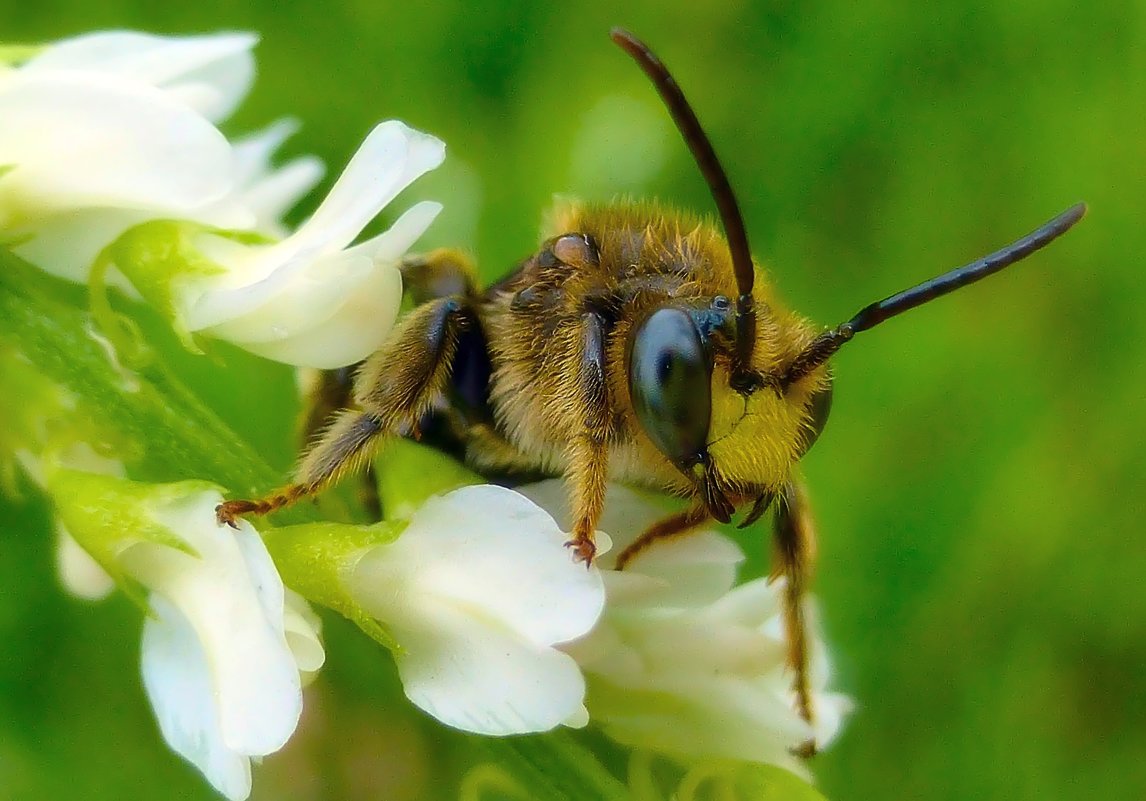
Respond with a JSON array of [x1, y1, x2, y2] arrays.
[[1, 28, 850, 801], [0, 31, 443, 368], [521, 481, 851, 773]]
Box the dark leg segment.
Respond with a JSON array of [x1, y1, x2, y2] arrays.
[[614, 503, 711, 570], [772, 479, 819, 756]]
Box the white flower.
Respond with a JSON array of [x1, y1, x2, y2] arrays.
[[0, 30, 441, 369], [343, 484, 604, 735], [0, 30, 323, 292], [16, 30, 256, 123], [0, 32, 264, 280], [176, 120, 444, 368], [518, 481, 851, 772], [228, 119, 325, 238], [50, 474, 323, 801], [55, 521, 117, 600]]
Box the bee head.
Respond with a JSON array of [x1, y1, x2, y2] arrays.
[[614, 27, 1083, 522]]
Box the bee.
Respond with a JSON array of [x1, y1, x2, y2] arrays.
[[217, 28, 1085, 752]]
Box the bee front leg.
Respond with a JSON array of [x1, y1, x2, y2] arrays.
[[564, 310, 612, 566], [772, 479, 819, 756], [217, 296, 473, 526]]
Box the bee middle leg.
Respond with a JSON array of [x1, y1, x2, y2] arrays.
[[216, 296, 474, 525]]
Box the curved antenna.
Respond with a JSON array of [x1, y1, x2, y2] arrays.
[[782, 202, 1088, 386], [611, 28, 759, 386]]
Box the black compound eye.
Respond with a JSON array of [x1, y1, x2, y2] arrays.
[[629, 307, 712, 469]]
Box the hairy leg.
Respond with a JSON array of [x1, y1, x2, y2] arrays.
[[563, 310, 612, 565], [217, 296, 476, 525], [772, 479, 819, 756]]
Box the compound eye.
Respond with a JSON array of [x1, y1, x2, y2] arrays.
[[629, 307, 712, 469]]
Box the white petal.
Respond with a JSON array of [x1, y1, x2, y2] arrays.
[[348, 485, 604, 735], [709, 576, 784, 627], [363, 485, 605, 644], [615, 611, 784, 679], [26, 31, 257, 122], [344, 199, 442, 262], [229, 119, 324, 232], [563, 704, 591, 729], [180, 196, 429, 336], [230, 261, 401, 368], [282, 590, 326, 675], [811, 692, 854, 747], [290, 120, 444, 255], [230, 119, 301, 186], [185, 248, 374, 337], [240, 156, 324, 235], [622, 531, 744, 609], [193, 200, 438, 361], [11, 207, 151, 284], [0, 73, 234, 216], [54, 522, 114, 600], [227, 202, 439, 368], [594, 674, 810, 764], [142, 596, 253, 801], [122, 495, 301, 756], [390, 601, 588, 736]]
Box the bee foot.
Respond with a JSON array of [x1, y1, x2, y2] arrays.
[[790, 738, 817, 759], [215, 499, 257, 528], [564, 537, 597, 567]]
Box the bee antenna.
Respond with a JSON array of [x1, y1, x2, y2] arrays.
[[782, 202, 1089, 386], [611, 28, 759, 388]]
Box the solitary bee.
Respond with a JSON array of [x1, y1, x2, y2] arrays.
[[218, 29, 1085, 750]]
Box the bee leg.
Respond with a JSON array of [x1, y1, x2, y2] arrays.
[[298, 365, 383, 519], [564, 311, 612, 566], [217, 297, 473, 526], [614, 503, 711, 570], [772, 479, 819, 757], [400, 248, 479, 304]]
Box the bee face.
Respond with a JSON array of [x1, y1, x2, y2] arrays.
[[626, 286, 835, 516], [705, 361, 834, 497]]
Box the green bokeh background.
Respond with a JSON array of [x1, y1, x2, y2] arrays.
[[2, 1, 1144, 800]]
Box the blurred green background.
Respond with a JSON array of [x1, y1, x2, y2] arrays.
[[2, 1, 1144, 800]]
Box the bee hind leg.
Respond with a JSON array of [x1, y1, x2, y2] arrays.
[[296, 364, 384, 519], [772, 479, 819, 757], [283, 250, 481, 522], [216, 296, 475, 526]]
